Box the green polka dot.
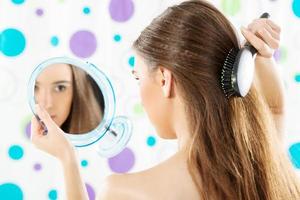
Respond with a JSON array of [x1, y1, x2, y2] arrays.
[[279, 46, 288, 64], [81, 160, 88, 167], [221, 0, 241, 16], [133, 103, 143, 115], [147, 136, 156, 147], [48, 189, 57, 200], [8, 145, 24, 160]]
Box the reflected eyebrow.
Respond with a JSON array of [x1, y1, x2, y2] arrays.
[[35, 80, 72, 85], [52, 81, 72, 85]]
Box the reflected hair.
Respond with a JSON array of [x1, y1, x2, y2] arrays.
[[133, 0, 300, 199], [61, 65, 105, 134]]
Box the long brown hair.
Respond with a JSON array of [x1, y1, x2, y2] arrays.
[[133, 0, 300, 199], [61, 65, 105, 134]]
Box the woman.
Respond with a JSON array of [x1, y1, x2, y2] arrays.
[[31, 0, 300, 199], [35, 63, 104, 134]]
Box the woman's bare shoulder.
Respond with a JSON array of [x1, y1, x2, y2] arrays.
[[97, 152, 200, 200], [97, 170, 159, 200]]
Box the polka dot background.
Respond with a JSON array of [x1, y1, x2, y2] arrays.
[[0, 0, 300, 199]]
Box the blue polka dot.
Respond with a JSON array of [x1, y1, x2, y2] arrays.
[[50, 36, 59, 46], [81, 160, 88, 167], [0, 183, 23, 200], [147, 136, 156, 147], [48, 189, 57, 200], [83, 7, 91, 14], [0, 28, 26, 57], [293, 0, 300, 18], [11, 0, 25, 5], [289, 143, 300, 169], [114, 34, 122, 42], [295, 74, 300, 82], [128, 56, 135, 68], [8, 145, 24, 160]]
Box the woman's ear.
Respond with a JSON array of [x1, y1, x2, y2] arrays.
[[158, 67, 173, 98]]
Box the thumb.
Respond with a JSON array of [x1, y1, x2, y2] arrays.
[[35, 104, 57, 130], [30, 115, 43, 140]]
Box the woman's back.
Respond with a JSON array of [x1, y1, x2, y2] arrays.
[[100, 151, 200, 200]]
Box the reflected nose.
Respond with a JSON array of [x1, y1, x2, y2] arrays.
[[36, 89, 53, 110]]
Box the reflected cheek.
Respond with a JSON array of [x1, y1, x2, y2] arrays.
[[35, 94, 40, 104], [55, 106, 69, 126], [34, 92, 46, 106], [60, 98, 73, 122], [51, 97, 69, 125]]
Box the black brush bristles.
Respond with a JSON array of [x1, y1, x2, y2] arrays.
[[221, 48, 238, 98]]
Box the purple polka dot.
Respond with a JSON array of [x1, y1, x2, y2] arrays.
[[25, 122, 31, 139], [85, 183, 95, 200], [109, 0, 134, 22], [69, 30, 97, 58], [108, 147, 135, 173], [273, 49, 280, 62], [34, 163, 42, 171], [36, 8, 44, 16]]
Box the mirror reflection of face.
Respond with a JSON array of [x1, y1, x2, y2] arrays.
[[34, 63, 105, 134], [35, 63, 73, 128]]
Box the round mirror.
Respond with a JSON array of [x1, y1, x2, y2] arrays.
[[28, 57, 132, 157], [34, 63, 105, 134]]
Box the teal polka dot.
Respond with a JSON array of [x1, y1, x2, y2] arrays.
[[8, 145, 24, 160], [48, 189, 57, 200], [293, 0, 300, 18], [81, 160, 88, 167], [50, 36, 59, 46], [295, 74, 300, 82], [147, 136, 156, 147], [83, 7, 90, 14], [11, 0, 25, 5], [114, 34, 122, 42], [0, 28, 26, 57], [128, 56, 135, 68], [0, 183, 23, 200], [289, 143, 300, 169]]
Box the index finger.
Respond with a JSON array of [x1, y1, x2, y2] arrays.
[[241, 27, 272, 57], [30, 115, 43, 140], [266, 19, 281, 33]]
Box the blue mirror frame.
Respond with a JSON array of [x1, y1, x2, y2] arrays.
[[28, 57, 116, 147]]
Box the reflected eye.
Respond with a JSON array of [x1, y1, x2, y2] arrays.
[[55, 85, 67, 92], [34, 85, 39, 92]]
